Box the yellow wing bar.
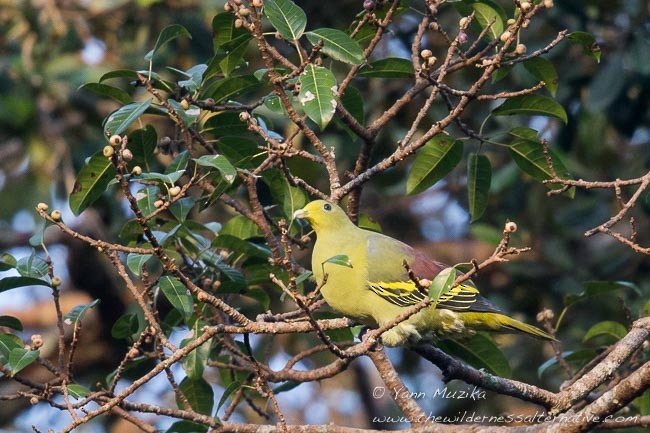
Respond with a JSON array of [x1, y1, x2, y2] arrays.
[[367, 280, 479, 310]]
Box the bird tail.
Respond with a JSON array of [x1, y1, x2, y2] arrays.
[[493, 313, 556, 341]]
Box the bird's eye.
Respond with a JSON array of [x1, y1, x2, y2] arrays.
[[323, 203, 332, 211]]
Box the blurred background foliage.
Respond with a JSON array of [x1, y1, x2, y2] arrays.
[[0, 0, 648, 431]]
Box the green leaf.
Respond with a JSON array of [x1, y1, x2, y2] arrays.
[[538, 349, 597, 378], [523, 57, 559, 97], [0, 316, 22, 331], [322, 254, 353, 268], [8, 348, 40, 376], [459, 1, 504, 40], [202, 111, 251, 137], [220, 216, 263, 239], [202, 75, 261, 103], [159, 275, 193, 320], [103, 99, 153, 137], [583, 321, 628, 344], [69, 151, 117, 215], [79, 83, 131, 105], [126, 254, 155, 276], [169, 197, 195, 222], [218, 34, 253, 77], [194, 155, 237, 183], [167, 151, 191, 174], [493, 94, 567, 124], [264, 0, 307, 41], [141, 170, 185, 185], [508, 127, 573, 195], [136, 185, 160, 216], [166, 421, 209, 433], [564, 281, 640, 308], [213, 235, 271, 259], [568, 31, 601, 63], [111, 313, 140, 339], [306, 28, 365, 65], [216, 381, 242, 414], [298, 65, 337, 130], [467, 153, 492, 222], [181, 324, 212, 379], [638, 389, 650, 416], [176, 64, 208, 92], [145, 24, 192, 62], [212, 13, 247, 50], [0, 276, 50, 293], [428, 268, 456, 304], [128, 126, 157, 171], [67, 384, 91, 399], [406, 136, 463, 195], [438, 333, 511, 378], [340, 86, 364, 124], [357, 58, 414, 78], [0, 333, 23, 359], [178, 377, 214, 416], [64, 299, 100, 328], [0, 254, 16, 271], [17, 252, 49, 278]]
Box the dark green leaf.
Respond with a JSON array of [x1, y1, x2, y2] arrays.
[[273, 380, 302, 394], [69, 151, 117, 215], [583, 321, 628, 343], [202, 75, 261, 103], [340, 86, 364, 124], [166, 420, 209, 433], [264, 0, 307, 41], [103, 99, 153, 137], [111, 313, 140, 339], [406, 136, 463, 195], [493, 94, 567, 124], [169, 197, 196, 222], [357, 58, 414, 78], [159, 275, 193, 320], [298, 65, 337, 130], [0, 316, 22, 331], [523, 57, 559, 96], [141, 170, 185, 185], [429, 267, 456, 304], [467, 153, 492, 222], [202, 111, 250, 137], [568, 31, 601, 63], [145, 24, 192, 62], [220, 216, 263, 239], [0, 333, 22, 359], [64, 299, 100, 328], [194, 155, 237, 183], [8, 348, 40, 376], [0, 276, 50, 293], [213, 34, 253, 77], [538, 349, 597, 378], [0, 254, 16, 271], [126, 254, 155, 276], [322, 254, 353, 268], [213, 235, 271, 259], [178, 377, 214, 416], [564, 281, 640, 307], [78, 83, 131, 105], [216, 381, 242, 414], [128, 126, 157, 171], [306, 28, 365, 65], [212, 13, 248, 50], [181, 324, 211, 379], [438, 334, 511, 378]]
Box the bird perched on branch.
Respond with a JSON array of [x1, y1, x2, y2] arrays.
[[293, 200, 553, 347]]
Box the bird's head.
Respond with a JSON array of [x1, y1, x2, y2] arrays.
[[293, 200, 352, 233]]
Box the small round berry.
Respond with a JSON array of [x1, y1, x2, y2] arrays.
[[169, 186, 181, 197], [109, 135, 122, 147], [37, 202, 49, 212], [505, 221, 518, 233], [238, 7, 250, 16], [239, 111, 251, 122], [520, 1, 531, 12], [103, 145, 115, 158], [459, 17, 469, 28], [50, 210, 62, 221], [97, 246, 104, 253], [457, 31, 468, 44], [419, 278, 431, 288], [249, 23, 256, 32], [507, 18, 516, 26], [427, 56, 437, 66], [131, 166, 142, 176], [429, 22, 439, 32], [30, 396, 39, 405], [52, 276, 62, 287], [31, 334, 43, 349], [420, 49, 433, 59], [180, 99, 190, 110], [224, 2, 232, 12], [515, 43, 527, 55], [154, 200, 164, 209], [543, 0, 554, 8], [234, 18, 243, 28], [500, 30, 512, 43], [121, 149, 133, 161], [363, 0, 375, 11], [252, 0, 263, 7], [522, 19, 530, 28]]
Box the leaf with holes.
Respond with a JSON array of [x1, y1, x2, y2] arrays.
[[298, 65, 337, 130]]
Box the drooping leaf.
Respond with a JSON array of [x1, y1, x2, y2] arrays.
[[140, 170, 185, 185], [493, 94, 567, 124], [169, 197, 195, 222], [166, 420, 209, 433], [212, 13, 248, 50], [263, 0, 307, 41], [194, 155, 237, 183], [202, 111, 251, 137], [428, 268, 456, 304], [178, 377, 214, 416], [69, 151, 117, 215], [181, 323, 212, 380], [357, 58, 414, 78], [8, 348, 40, 376], [438, 333, 511, 378], [340, 86, 364, 124], [0, 276, 51, 293], [103, 99, 153, 137], [306, 28, 365, 64], [17, 252, 49, 279], [145, 24, 192, 62], [78, 83, 131, 105], [216, 381, 242, 414], [126, 254, 155, 276], [583, 321, 628, 344], [202, 75, 261, 103], [298, 65, 337, 130], [455, 1, 505, 40], [128, 126, 157, 171], [0, 333, 22, 359], [0, 316, 22, 331], [538, 349, 597, 378], [406, 136, 463, 195], [523, 57, 559, 96], [111, 313, 140, 339], [159, 275, 194, 320], [64, 299, 101, 328], [568, 31, 601, 63], [467, 153, 492, 222]]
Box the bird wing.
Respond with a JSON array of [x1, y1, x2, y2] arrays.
[[365, 234, 503, 313]]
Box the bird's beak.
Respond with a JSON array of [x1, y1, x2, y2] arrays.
[[293, 209, 308, 220]]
